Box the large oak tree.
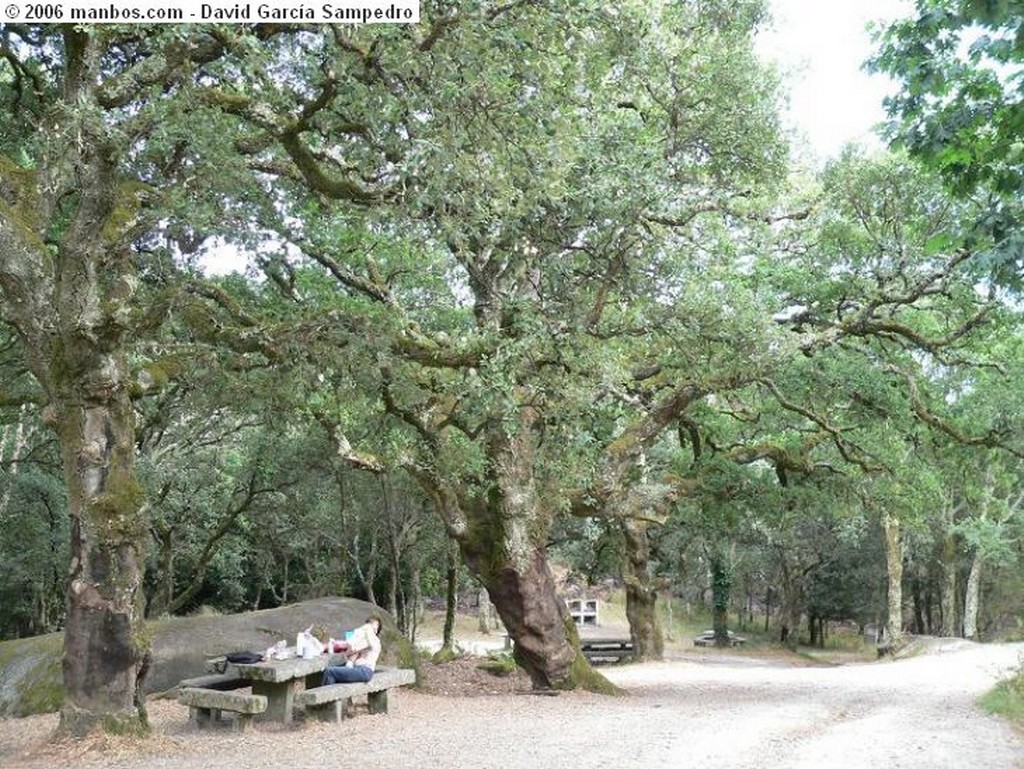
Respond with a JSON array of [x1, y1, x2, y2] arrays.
[[0, 23, 295, 735]]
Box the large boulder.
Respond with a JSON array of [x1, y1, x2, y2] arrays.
[[0, 597, 419, 717]]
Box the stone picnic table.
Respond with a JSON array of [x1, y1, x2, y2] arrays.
[[179, 646, 416, 730], [228, 651, 348, 723]]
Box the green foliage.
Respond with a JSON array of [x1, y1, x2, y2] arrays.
[[549, 517, 623, 585], [979, 660, 1024, 725], [478, 650, 519, 677], [871, 1, 1024, 284], [0, 425, 67, 640], [803, 517, 885, 626], [872, 1, 1024, 194]]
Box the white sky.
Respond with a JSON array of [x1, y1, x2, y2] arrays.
[[757, 0, 915, 161]]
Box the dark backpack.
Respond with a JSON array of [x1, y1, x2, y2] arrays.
[[225, 651, 264, 664]]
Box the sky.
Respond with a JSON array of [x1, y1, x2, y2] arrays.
[[757, 0, 915, 161]]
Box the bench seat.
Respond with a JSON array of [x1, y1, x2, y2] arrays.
[[295, 667, 415, 723], [178, 672, 248, 691], [581, 639, 634, 664], [178, 687, 268, 732]]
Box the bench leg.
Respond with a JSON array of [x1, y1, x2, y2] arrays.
[[367, 689, 390, 715], [308, 698, 350, 724], [253, 680, 296, 724], [233, 714, 253, 733], [191, 707, 214, 729]]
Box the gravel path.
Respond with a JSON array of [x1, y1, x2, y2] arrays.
[[3, 640, 1023, 769]]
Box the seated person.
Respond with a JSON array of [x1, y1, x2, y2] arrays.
[[321, 616, 382, 684]]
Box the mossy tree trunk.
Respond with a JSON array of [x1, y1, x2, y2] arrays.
[[621, 518, 663, 660], [939, 527, 959, 637], [0, 150, 150, 735], [148, 524, 176, 618], [460, 414, 579, 689], [411, 409, 602, 690], [962, 549, 982, 640], [464, 542, 577, 687], [883, 513, 905, 645], [0, 27, 160, 737], [52, 368, 149, 736], [439, 539, 459, 654], [776, 553, 802, 651], [710, 551, 733, 648]]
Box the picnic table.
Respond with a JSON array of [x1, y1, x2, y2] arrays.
[[177, 649, 345, 729], [579, 637, 634, 663], [692, 629, 746, 647], [179, 648, 417, 729], [229, 651, 346, 723]]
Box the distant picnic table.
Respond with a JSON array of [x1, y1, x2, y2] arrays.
[[579, 636, 634, 663]]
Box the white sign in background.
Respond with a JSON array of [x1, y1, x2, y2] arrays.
[[3, 0, 419, 23]]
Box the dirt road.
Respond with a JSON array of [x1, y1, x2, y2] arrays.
[[3, 639, 1023, 769]]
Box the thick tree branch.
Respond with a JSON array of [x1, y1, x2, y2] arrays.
[[891, 365, 1024, 459], [796, 249, 981, 355], [300, 241, 397, 307], [757, 378, 884, 473], [95, 30, 231, 109], [318, 417, 385, 473]]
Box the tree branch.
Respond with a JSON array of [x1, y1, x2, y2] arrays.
[[890, 365, 1024, 459], [757, 378, 884, 472]]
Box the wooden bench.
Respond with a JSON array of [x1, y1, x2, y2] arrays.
[[294, 667, 416, 724], [580, 638, 634, 664], [178, 687, 268, 732]]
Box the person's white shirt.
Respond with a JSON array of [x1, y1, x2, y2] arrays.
[[349, 621, 381, 670]]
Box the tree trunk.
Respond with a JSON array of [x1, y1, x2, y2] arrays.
[[621, 518, 663, 660], [882, 513, 904, 645], [146, 525, 175, 618], [380, 475, 405, 630], [0, 410, 32, 517], [710, 552, 732, 648], [477, 588, 499, 634], [348, 530, 378, 607], [0, 104, 149, 735], [414, 411, 609, 691], [939, 530, 959, 637], [911, 575, 926, 634], [53, 385, 149, 737], [440, 539, 459, 653], [463, 543, 577, 688], [777, 556, 802, 651], [406, 562, 422, 641], [962, 549, 983, 640], [663, 595, 675, 642]]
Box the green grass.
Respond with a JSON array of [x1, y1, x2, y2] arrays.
[[477, 651, 518, 676], [979, 664, 1024, 728]]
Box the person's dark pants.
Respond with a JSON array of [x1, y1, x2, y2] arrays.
[[322, 664, 373, 685]]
